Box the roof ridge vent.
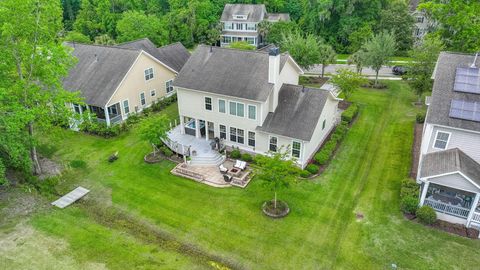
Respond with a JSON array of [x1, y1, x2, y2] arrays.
[[472, 52, 479, 68]]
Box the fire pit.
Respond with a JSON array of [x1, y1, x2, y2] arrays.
[[229, 167, 241, 177]]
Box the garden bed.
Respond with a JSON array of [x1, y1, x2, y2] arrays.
[[405, 214, 479, 239], [144, 152, 183, 164], [410, 123, 423, 178], [262, 200, 290, 218]]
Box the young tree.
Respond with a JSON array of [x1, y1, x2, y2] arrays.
[[64, 31, 91, 44], [94, 34, 115, 45], [116, 11, 167, 45], [265, 21, 299, 46], [280, 32, 321, 70], [254, 148, 300, 209], [376, 0, 415, 52], [347, 24, 373, 53], [0, 0, 81, 175], [406, 36, 443, 103], [362, 31, 396, 86], [228, 41, 256, 51], [318, 43, 336, 77], [330, 69, 367, 100], [257, 20, 272, 45], [139, 114, 171, 156], [348, 50, 366, 74]]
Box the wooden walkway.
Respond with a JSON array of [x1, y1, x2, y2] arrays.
[[51, 186, 90, 208]]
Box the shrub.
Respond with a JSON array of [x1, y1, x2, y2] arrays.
[[401, 196, 419, 214], [416, 205, 437, 225], [416, 112, 426, 123], [151, 94, 177, 112], [79, 121, 121, 138], [162, 147, 173, 157], [70, 160, 87, 169], [126, 113, 141, 125], [0, 160, 6, 186], [299, 170, 312, 178], [331, 122, 349, 142], [400, 178, 419, 198], [341, 103, 359, 123], [230, 148, 241, 159], [241, 153, 253, 162], [305, 164, 319, 174]]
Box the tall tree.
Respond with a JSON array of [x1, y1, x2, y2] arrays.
[[376, 0, 414, 53], [280, 32, 321, 70], [116, 11, 167, 45], [406, 36, 443, 103], [318, 43, 336, 77], [421, 0, 480, 53], [348, 50, 366, 74], [265, 21, 299, 46], [74, 0, 119, 39], [139, 114, 171, 156], [0, 0, 81, 175], [362, 31, 396, 86]]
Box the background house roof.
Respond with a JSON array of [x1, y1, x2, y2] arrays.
[[265, 13, 290, 22], [173, 45, 289, 101], [256, 84, 330, 141], [220, 4, 266, 22], [420, 148, 480, 186], [426, 52, 480, 132], [117, 39, 190, 73], [63, 43, 140, 107]]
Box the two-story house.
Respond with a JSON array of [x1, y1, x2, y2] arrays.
[[417, 52, 480, 229], [63, 38, 190, 126], [409, 0, 432, 42], [170, 45, 341, 169], [220, 4, 289, 48]]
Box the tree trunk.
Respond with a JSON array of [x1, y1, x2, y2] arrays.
[[321, 64, 325, 78], [375, 70, 379, 86], [274, 191, 277, 209], [28, 122, 42, 175], [152, 144, 156, 156]]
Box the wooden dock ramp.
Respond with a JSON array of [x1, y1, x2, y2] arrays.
[[51, 186, 90, 208]]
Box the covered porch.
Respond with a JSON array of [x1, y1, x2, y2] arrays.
[[90, 103, 122, 126]]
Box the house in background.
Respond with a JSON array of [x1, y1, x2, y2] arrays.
[[417, 52, 480, 230], [169, 46, 341, 169], [220, 4, 289, 48], [63, 39, 190, 126], [409, 0, 432, 42]]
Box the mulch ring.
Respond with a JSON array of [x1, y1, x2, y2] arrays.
[[262, 200, 290, 218], [405, 214, 479, 239], [338, 100, 351, 110]]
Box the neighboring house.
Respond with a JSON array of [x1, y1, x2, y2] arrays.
[[171, 45, 341, 168], [63, 38, 190, 126], [409, 0, 431, 42], [417, 52, 480, 229], [220, 4, 290, 47]]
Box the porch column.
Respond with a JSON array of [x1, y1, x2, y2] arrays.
[[179, 116, 185, 135], [419, 181, 430, 206], [104, 105, 111, 127], [466, 193, 480, 227], [205, 121, 209, 141], [195, 118, 201, 139]]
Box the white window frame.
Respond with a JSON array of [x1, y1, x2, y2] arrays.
[[237, 128, 244, 144], [269, 136, 278, 152], [292, 140, 301, 158], [165, 79, 174, 93], [433, 130, 451, 150], [150, 89, 156, 97], [144, 67, 154, 81], [122, 99, 130, 115], [230, 127, 237, 143], [204, 96, 213, 111], [218, 99, 226, 113], [140, 92, 146, 106], [236, 102, 245, 117], [219, 124, 227, 140], [248, 131, 255, 147], [248, 104, 256, 120]]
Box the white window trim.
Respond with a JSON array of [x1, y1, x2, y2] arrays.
[[218, 99, 226, 113], [291, 140, 302, 158], [150, 89, 156, 97], [122, 99, 130, 116], [269, 135, 278, 152], [140, 92, 146, 106], [204, 96, 213, 111], [219, 124, 227, 140], [248, 130, 256, 147], [165, 79, 174, 94], [433, 130, 451, 150], [229, 100, 245, 118], [248, 104, 257, 120], [144, 67, 154, 81]]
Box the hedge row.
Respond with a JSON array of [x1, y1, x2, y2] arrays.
[[341, 103, 359, 123], [314, 120, 349, 165], [400, 178, 420, 215]]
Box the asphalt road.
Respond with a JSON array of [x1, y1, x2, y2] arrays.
[[307, 64, 400, 79]]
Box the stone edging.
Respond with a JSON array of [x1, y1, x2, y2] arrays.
[[262, 201, 290, 218]]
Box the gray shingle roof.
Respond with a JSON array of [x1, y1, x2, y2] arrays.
[[265, 13, 290, 22], [63, 43, 140, 107], [426, 52, 480, 132], [420, 148, 480, 186], [220, 4, 266, 22], [117, 39, 190, 73], [173, 45, 289, 101], [256, 84, 330, 141]]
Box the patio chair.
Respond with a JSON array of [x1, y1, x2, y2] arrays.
[[234, 160, 247, 170], [223, 174, 232, 183], [219, 164, 228, 174]]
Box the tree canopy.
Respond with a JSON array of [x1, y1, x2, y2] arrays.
[[330, 69, 368, 100], [280, 32, 321, 70], [362, 31, 396, 86], [139, 114, 171, 156]]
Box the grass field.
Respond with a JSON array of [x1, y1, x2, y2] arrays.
[[2, 81, 480, 269], [336, 54, 413, 64]]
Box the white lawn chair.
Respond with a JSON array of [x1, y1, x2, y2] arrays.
[[219, 164, 228, 174], [234, 160, 247, 170]]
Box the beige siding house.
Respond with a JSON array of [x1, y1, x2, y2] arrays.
[[63, 38, 190, 126], [169, 45, 341, 168]]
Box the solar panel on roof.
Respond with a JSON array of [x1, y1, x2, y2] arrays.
[[454, 67, 480, 94], [450, 99, 480, 122]]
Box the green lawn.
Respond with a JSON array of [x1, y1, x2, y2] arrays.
[[3, 81, 480, 269], [336, 54, 413, 64]]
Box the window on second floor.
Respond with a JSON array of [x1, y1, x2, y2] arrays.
[[144, 67, 154, 81], [236, 23, 244, 30], [229, 101, 244, 117], [434, 131, 450, 150], [165, 79, 174, 93], [248, 105, 256, 120], [205, 97, 212, 111], [223, 22, 234, 30], [218, 99, 226, 113], [416, 16, 424, 23], [246, 23, 256, 31], [269, 136, 277, 152]]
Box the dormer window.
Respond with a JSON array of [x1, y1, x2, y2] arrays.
[[233, 14, 247, 20]]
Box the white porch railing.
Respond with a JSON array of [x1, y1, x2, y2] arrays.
[[162, 137, 191, 157], [424, 198, 470, 218], [471, 211, 480, 223]]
